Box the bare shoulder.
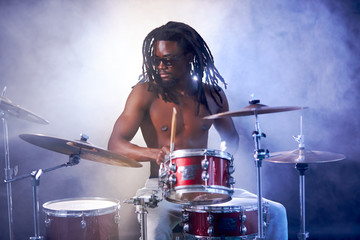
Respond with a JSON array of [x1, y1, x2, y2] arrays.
[[131, 82, 153, 96], [127, 82, 157, 108]]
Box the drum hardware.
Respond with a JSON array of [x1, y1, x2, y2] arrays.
[[19, 133, 142, 167], [266, 115, 345, 240], [5, 154, 81, 240], [204, 99, 306, 240], [1, 87, 49, 240], [125, 193, 161, 240], [251, 101, 269, 240]]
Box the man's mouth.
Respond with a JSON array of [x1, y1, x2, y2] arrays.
[[160, 72, 170, 79]]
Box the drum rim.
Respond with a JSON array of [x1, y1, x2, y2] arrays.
[[183, 197, 259, 212], [169, 149, 233, 161], [183, 205, 245, 212], [42, 197, 120, 217], [165, 187, 232, 205], [184, 232, 258, 239], [174, 184, 233, 192]]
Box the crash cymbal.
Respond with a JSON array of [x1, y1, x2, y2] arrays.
[[19, 133, 142, 168], [0, 96, 49, 124], [266, 148, 345, 164], [204, 102, 306, 120]]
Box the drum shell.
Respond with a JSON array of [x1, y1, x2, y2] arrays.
[[182, 198, 260, 239], [172, 154, 231, 188], [164, 149, 234, 204], [43, 197, 120, 240]]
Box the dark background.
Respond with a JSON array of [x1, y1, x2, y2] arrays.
[[1, 0, 359, 239]]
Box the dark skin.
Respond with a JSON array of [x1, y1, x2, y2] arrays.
[[108, 40, 239, 177]]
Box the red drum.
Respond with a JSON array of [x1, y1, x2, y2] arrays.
[[161, 149, 235, 205], [42, 198, 120, 240], [182, 198, 266, 239]]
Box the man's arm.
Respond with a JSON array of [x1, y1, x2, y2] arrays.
[[108, 83, 159, 163]]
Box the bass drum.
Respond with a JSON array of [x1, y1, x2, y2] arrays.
[[42, 197, 120, 240]]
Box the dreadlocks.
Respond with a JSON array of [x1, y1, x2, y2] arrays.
[[139, 21, 227, 114]]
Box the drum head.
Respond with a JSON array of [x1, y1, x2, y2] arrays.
[[43, 197, 120, 217], [170, 149, 233, 161]]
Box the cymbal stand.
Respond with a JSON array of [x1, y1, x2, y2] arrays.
[[252, 111, 269, 240], [125, 194, 160, 240], [293, 115, 309, 240], [295, 163, 309, 240], [1, 110, 15, 240], [5, 154, 80, 240]]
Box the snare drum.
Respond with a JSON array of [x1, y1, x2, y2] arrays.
[[43, 197, 120, 240], [161, 149, 235, 205], [182, 198, 266, 239]]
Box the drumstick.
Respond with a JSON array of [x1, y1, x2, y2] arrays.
[[170, 107, 177, 152]]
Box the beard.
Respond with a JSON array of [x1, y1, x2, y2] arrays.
[[160, 78, 177, 88]]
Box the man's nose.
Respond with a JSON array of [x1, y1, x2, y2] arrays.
[[157, 60, 167, 70]]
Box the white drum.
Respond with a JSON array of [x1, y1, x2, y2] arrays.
[[42, 197, 120, 240]]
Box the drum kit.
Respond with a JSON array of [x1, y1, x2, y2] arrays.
[[1, 91, 346, 240]]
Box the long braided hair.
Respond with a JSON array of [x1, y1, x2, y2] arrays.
[[139, 21, 227, 114]]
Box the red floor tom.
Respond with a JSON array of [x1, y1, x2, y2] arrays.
[[182, 198, 264, 239]]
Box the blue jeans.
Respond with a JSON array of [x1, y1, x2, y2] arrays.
[[136, 178, 288, 240]]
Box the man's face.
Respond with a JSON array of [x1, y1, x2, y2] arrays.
[[154, 40, 191, 87]]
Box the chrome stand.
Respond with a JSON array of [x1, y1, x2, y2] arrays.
[[296, 163, 309, 240], [251, 107, 269, 240], [2, 111, 15, 240], [5, 154, 80, 240], [293, 117, 309, 240], [125, 194, 160, 240]]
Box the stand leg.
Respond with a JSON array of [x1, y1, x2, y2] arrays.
[[256, 161, 264, 240], [5, 178, 14, 240], [252, 112, 268, 240], [29, 170, 44, 240], [296, 163, 309, 240], [136, 199, 148, 240], [2, 114, 14, 240]]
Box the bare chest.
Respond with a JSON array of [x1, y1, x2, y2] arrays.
[[146, 97, 214, 147]]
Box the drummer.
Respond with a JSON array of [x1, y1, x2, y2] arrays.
[[108, 21, 287, 239]]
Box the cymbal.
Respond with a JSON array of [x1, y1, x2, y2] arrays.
[[265, 148, 345, 164], [0, 96, 49, 124], [19, 133, 142, 168], [204, 103, 306, 120]]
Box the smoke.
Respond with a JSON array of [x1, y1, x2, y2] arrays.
[[0, 0, 359, 239]]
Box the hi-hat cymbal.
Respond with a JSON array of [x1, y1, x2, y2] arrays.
[[204, 102, 306, 120], [19, 133, 142, 168], [0, 96, 49, 124], [266, 148, 345, 164]]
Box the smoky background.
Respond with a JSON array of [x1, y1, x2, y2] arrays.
[[0, 0, 359, 239]]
